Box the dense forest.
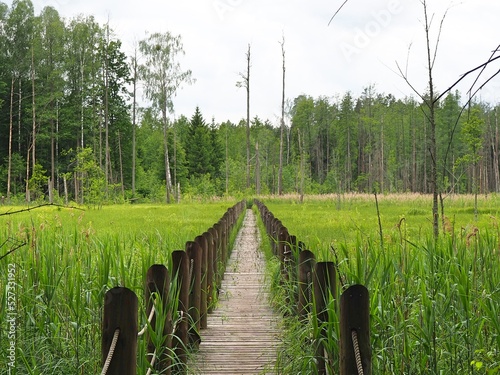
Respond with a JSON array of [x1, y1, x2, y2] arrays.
[[0, 0, 499, 204]]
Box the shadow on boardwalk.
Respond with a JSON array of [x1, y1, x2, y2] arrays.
[[188, 209, 282, 374]]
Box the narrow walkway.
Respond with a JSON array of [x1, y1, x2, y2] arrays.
[[189, 209, 281, 374]]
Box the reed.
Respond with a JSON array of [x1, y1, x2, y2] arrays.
[[261, 194, 500, 374], [0, 201, 236, 374]]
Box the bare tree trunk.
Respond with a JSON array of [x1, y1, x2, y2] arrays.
[[48, 177, 53, 204], [118, 130, 125, 198], [7, 77, 14, 201], [99, 117, 102, 169], [245, 44, 251, 189], [162, 110, 172, 203], [18, 78, 21, 154], [25, 145, 31, 202], [74, 172, 79, 204], [346, 121, 351, 191], [50, 117, 55, 197], [131, 50, 138, 196], [298, 130, 305, 203], [80, 64, 84, 149], [412, 123, 416, 192], [63, 175, 68, 205], [31, 45, 36, 173], [493, 108, 500, 192], [255, 142, 260, 195], [173, 124, 177, 202], [423, 1, 439, 238], [225, 124, 229, 195], [380, 118, 385, 193], [104, 27, 110, 197], [278, 36, 285, 195], [56, 100, 59, 193]]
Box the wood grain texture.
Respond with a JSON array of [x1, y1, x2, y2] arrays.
[[189, 209, 281, 374]]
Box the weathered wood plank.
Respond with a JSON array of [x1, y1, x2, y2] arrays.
[[188, 209, 281, 375]]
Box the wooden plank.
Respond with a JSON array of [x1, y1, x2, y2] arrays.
[[188, 209, 281, 375]]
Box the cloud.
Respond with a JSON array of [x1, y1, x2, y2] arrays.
[[11, 0, 500, 123]]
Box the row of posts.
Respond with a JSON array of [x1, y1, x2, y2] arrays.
[[254, 199, 371, 375], [101, 200, 246, 375]]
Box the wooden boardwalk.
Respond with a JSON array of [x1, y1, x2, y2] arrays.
[[188, 209, 281, 374]]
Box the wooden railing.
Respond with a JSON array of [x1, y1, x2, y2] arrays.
[[254, 199, 371, 375], [101, 200, 246, 375]]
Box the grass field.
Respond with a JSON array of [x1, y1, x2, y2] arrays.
[[0, 201, 237, 374], [260, 193, 500, 374], [263, 193, 500, 258], [2, 194, 500, 374]]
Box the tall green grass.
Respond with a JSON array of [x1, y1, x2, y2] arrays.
[[0, 201, 236, 374], [261, 194, 500, 374]]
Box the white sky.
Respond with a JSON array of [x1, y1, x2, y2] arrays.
[[9, 0, 500, 124]]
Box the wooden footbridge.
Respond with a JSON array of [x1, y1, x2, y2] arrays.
[[188, 209, 281, 374], [101, 200, 371, 375]]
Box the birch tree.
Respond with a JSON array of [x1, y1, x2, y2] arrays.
[[278, 36, 285, 195], [139, 32, 193, 203]]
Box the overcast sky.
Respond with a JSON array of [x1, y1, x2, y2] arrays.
[[8, 0, 500, 124]]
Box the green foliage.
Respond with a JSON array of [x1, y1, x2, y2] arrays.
[[0, 3, 500, 202], [0, 201, 237, 373], [185, 107, 222, 178], [262, 194, 500, 374], [28, 163, 47, 199], [138, 31, 193, 116], [458, 106, 485, 165], [73, 147, 105, 206]]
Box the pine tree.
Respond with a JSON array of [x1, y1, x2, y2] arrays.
[[186, 107, 213, 178]]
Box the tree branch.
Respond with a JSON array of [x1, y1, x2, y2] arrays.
[[431, 8, 448, 70], [435, 54, 500, 103], [0, 241, 27, 262], [0, 203, 84, 217], [467, 44, 500, 98], [328, 0, 351, 26]]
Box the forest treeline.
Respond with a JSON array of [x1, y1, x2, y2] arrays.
[[1, 0, 499, 204]]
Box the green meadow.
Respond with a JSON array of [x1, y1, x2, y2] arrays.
[[260, 193, 500, 374], [0, 201, 237, 374], [2, 195, 500, 374], [263, 193, 500, 258]]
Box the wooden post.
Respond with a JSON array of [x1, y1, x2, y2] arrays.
[[102, 287, 138, 375], [286, 234, 297, 283], [272, 218, 281, 256], [195, 234, 208, 329], [204, 231, 215, 313], [171, 250, 190, 372], [220, 218, 228, 270], [298, 250, 316, 319], [278, 226, 289, 282], [211, 223, 222, 287], [145, 264, 171, 375], [186, 240, 202, 346], [340, 285, 371, 375], [313, 261, 337, 375]]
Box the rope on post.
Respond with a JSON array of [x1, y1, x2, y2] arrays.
[[351, 329, 364, 375], [137, 305, 156, 337], [145, 349, 157, 375], [101, 328, 120, 375]]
